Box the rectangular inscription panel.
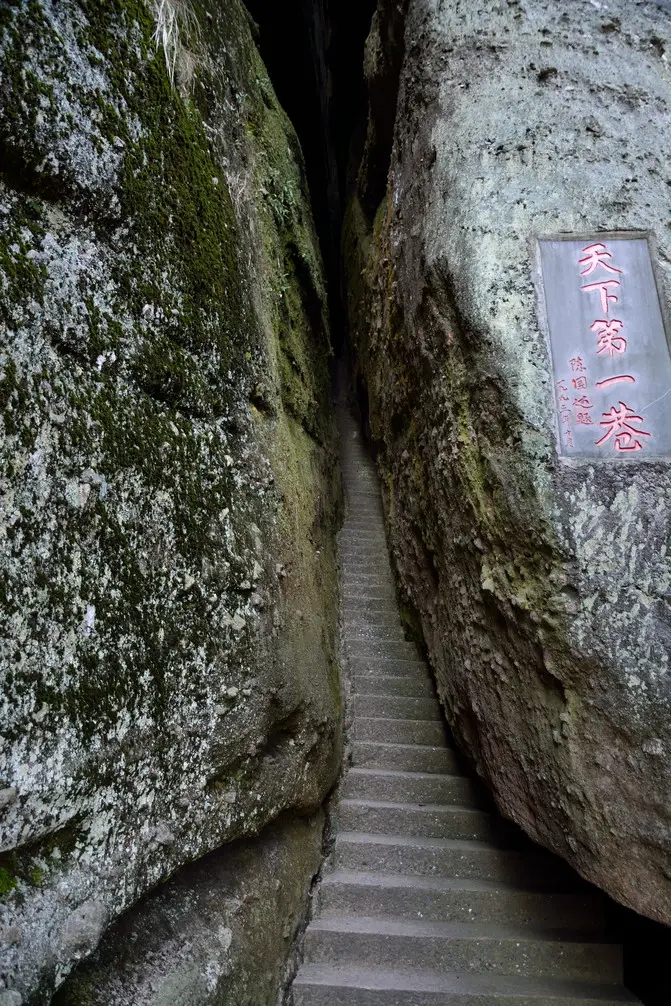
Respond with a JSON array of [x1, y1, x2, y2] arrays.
[[538, 234, 671, 460]]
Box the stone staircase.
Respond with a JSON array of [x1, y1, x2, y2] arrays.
[[289, 413, 639, 1006]]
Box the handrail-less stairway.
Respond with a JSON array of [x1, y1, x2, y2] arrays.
[[289, 411, 639, 1006]]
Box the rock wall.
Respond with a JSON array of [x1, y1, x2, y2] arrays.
[[0, 1, 341, 1000], [53, 813, 324, 1006], [345, 0, 671, 925]]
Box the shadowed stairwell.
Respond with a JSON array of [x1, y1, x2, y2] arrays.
[[288, 408, 639, 1006]]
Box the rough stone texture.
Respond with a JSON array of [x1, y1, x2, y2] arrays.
[[53, 812, 324, 1006], [344, 0, 671, 927], [0, 1, 341, 1000]]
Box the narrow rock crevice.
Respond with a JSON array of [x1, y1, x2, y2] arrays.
[[248, 5, 671, 1003]]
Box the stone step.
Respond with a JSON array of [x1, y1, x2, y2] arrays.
[[340, 545, 390, 561], [346, 640, 420, 661], [354, 717, 447, 745], [342, 547, 388, 563], [302, 915, 622, 984], [342, 606, 399, 623], [344, 625, 408, 643], [342, 561, 394, 577], [334, 833, 581, 891], [342, 543, 388, 559], [340, 538, 389, 553], [353, 695, 442, 721], [342, 588, 398, 604], [343, 611, 403, 631], [342, 768, 480, 806], [342, 498, 384, 506], [343, 512, 382, 521], [344, 511, 386, 519], [343, 616, 401, 631], [319, 871, 607, 933], [342, 527, 388, 543], [342, 576, 397, 593], [353, 675, 435, 697], [342, 576, 395, 589], [343, 510, 382, 520], [292, 964, 637, 1005], [348, 656, 429, 677], [338, 799, 496, 842], [342, 530, 387, 541], [351, 742, 460, 774], [342, 597, 400, 615], [340, 534, 386, 545]]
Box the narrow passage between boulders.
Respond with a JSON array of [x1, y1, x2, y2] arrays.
[[289, 408, 639, 1006]]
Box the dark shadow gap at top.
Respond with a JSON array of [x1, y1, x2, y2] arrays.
[[244, 0, 377, 354]]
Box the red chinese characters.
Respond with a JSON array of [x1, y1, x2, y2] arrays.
[[590, 318, 627, 356], [579, 242, 623, 278], [594, 402, 651, 452], [574, 240, 651, 454], [556, 379, 574, 447], [582, 279, 621, 313]]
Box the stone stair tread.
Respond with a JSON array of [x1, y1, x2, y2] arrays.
[[321, 869, 585, 899], [340, 798, 488, 815], [351, 741, 460, 774], [353, 696, 442, 719], [342, 769, 480, 806], [346, 768, 462, 783], [345, 632, 409, 643], [343, 609, 400, 618], [347, 640, 420, 652], [292, 964, 636, 1002], [353, 717, 442, 728], [308, 912, 615, 946], [319, 870, 606, 932], [334, 832, 586, 891], [354, 677, 435, 697], [342, 587, 398, 595], [353, 717, 447, 745], [335, 831, 523, 856], [349, 654, 426, 665]]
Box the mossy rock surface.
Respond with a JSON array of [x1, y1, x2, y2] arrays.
[[0, 1, 340, 1001]]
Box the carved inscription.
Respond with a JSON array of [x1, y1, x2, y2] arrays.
[[538, 235, 671, 459]]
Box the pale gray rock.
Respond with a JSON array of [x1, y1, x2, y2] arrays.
[[60, 901, 108, 958], [345, 0, 671, 925], [0, 992, 23, 1006], [0, 0, 341, 1001], [54, 813, 324, 1006]]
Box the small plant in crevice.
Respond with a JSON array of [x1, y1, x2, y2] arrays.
[[151, 0, 201, 92]]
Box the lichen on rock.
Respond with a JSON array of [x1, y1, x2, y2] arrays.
[[0, 1, 340, 1000], [52, 813, 325, 1006]]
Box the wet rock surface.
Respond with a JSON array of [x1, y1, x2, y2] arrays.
[[0, 1, 340, 1000], [345, 0, 671, 926]]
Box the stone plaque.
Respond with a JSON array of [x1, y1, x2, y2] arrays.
[[537, 234, 671, 460]]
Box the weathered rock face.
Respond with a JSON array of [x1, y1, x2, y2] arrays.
[[345, 0, 671, 925], [53, 812, 324, 1006], [0, 1, 341, 1000]]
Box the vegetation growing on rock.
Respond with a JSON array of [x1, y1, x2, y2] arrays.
[[0, 1, 340, 1000]]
